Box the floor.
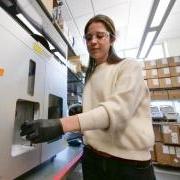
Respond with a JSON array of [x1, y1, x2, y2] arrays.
[[154, 166, 180, 180], [15, 146, 180, 180], [15, 145, 83, 180]]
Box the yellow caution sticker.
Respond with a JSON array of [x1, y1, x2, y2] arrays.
[[33, 42, 44, 54], [0, 67, 4, 76]]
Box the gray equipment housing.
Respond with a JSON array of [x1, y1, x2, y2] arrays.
[[0, 7, 68, 179]]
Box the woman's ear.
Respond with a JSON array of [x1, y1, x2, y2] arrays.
[[110, 36, 115, 45]]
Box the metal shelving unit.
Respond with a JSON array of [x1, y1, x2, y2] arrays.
[[35, 0, 77, 57]]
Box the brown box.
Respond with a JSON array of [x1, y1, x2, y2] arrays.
[[162, 125, 172, 144], [143, 70, 147, 79], [171, 76, 180, 87], [68, 56, 81, 63], [168, 56, 180, 67], [153, 124, 162, 142], [156, 58, 168, 68], [162, 124, 180, 145], [150, 146, 156, 161], [41, 0, 53, 15], [175, 147, 180, 158], [146, 69, 158, 79], [151, 90, 168, 100], [139, 61, 145, 69], [158, 67, 170, 78], [75, 63, 82, 73], [155, 142, 171, 165], [170, 125, 180, 145], [168, 90, 180, 99], [173, 147, 180, 167], [144, 80, 148, 87], [159, 78, 172, 88], [150, 91, 154, 99], [169, 146, 180, 167], [150, 91, 155, 100], [145, 60, 157, 69], [169, 146, 176, 166], [147, 79, 159, 89], [170, 66, 180, 77]]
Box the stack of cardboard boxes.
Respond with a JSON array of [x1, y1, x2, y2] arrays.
[[41, 0, 74, 47], [151, 122, 180, 167], [142, 56, 180, 100], [68, 56, 82, 74], [41, 0, 54, 15]]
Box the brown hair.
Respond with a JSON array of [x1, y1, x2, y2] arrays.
[[84, 14, 124, 82]]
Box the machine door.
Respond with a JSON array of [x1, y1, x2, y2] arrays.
[[0, 8, 46, 179]]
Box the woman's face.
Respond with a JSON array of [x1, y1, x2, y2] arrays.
[[85, 22, 113, 65]]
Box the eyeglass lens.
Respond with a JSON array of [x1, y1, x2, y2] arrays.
[[84, 31, 110, 42]]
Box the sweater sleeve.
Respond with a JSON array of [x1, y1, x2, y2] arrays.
[[78, 61, 147, 131]]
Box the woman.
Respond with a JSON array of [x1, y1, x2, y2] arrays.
[[21, 14, 156, 180]]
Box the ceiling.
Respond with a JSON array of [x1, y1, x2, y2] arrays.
[[61, 0, 180, 60]]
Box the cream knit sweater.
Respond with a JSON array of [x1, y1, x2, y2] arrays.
[[78, 59, 155, 161]]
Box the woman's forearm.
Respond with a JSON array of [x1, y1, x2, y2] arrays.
[[60, 115, 81, 133]]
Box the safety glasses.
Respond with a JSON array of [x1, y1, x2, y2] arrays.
[[84, 31, 110, 42]]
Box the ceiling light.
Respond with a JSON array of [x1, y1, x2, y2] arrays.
[[47, 41, 55, 50], [151, 0, 171, 27], [16, 13, 42, 35], [137, 0, 176, 59], [54, 52, 66, 64], [138, 31, 156, 59]]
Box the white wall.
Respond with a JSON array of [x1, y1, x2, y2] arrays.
[[163, 38, 180, 57]]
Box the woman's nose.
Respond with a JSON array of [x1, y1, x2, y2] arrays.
[[90, 36, 98, 43]]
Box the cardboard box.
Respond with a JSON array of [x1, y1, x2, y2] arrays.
[[168, 90, 180, 99], [162, 125, 172, 144], [144, 80, 148, 86], [147, 79, 160, 89], [41, 0, 53, 15], [173, 147, 180, 167], [151, 90, 168, 100], [158, 67, 170, 78], [146, 69, 158, 79], [143, 70, 147, 79], [170, 125, 180, 145], [139, 61, 145, 69], [150, 146, 156, 161], [159, 78, 172, 88], [169, 146, 180, 167], [150, 91, 154, 99], [169, 146, 176, 166], [162, 124, 180, 145], [153, 124, 162, 142], [68, 56, 81, 63], [171, 76, 180, 87], [145, 60, 157, 69], [75, 63, 82, 73], [156, 58, 168, 68], [170, 66, 180, 77], [168, 56, 180, 67], [68, 61, 82, 74], [176, 147, 180, 159], [155, 142, 171, 165]]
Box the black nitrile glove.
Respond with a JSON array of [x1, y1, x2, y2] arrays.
[[69, 103, 82, 116], [20, 119, 64, 143]]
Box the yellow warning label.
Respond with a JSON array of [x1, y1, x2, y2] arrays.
[[33, 42, 44, 54], [0, 68, 4, 76]]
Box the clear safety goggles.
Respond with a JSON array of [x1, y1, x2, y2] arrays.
[[84, 31, 110, 42]]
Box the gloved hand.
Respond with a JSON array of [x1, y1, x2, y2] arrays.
[[69, 103, 82, 116], [20, 119, 64, 143]]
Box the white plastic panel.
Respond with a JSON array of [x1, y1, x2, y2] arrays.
[[0, 16, 45, 179]]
